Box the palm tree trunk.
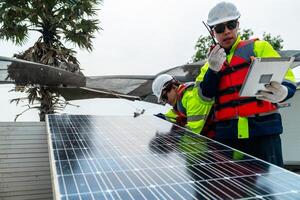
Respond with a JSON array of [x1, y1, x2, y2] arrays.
[[39, 87, 54, 121]]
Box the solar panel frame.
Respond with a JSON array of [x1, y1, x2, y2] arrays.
[[46, 115, 64, 200], [46, 114, 300, 200]]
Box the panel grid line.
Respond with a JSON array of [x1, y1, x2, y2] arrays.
[[81, 115, 174, 200], [69, 115, 120, 200], [77, 114, 150, 198], [47, 115, 300, 200], [88, 115, 198, 200], [60, 115, 98, 200], [87, 116, 216, 200]]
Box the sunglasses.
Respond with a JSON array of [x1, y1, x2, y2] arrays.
[[160, 83, 173, 103], [212, 20, 238, 34]]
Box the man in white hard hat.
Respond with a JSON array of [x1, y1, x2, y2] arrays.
[[152, 74, 214, 137], [196, 1, 296, 166]]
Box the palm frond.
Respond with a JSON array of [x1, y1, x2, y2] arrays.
[[1, 0, 102, 121]]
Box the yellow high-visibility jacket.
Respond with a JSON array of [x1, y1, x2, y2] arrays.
[[164, 83, 213, 134]]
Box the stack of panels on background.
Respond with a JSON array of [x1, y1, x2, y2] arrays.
[[0, 122, 52, 200], [47, 115, 300, 200]]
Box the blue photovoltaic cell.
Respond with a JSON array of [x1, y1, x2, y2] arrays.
[[47, 114, 300, 200]]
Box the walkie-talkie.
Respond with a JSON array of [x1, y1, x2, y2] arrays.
[[202, 21, 217, 45]]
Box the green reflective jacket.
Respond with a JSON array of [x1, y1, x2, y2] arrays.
[[164, 84, 213, 134]]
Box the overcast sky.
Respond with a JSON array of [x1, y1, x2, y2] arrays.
[[0, 0, 300, 121], [0, 0, 299, 77]]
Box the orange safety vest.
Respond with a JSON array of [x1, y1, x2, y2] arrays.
[[215, 39, 278, 121], [174, 82, 215, 138]]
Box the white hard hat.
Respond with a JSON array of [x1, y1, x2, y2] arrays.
[[207, 1, 241, 26], [152, 74, 174, 102]]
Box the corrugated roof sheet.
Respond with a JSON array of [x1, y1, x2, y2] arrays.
[[0, 122, 52, 200]]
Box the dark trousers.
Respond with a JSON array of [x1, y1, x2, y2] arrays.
[[216, 134, 283, 167]]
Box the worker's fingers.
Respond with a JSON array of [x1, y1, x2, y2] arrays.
[[256, 95, 269, 101], [264, 84, 280, 94], [210, 44, 221, 55], [257, 90, 274, 99], [270, 81, 282, 89], [216, 47, 226, 57]]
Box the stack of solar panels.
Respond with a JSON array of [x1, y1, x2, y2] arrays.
[[47, 114, 300, 199], [0, 122, 52, 200]]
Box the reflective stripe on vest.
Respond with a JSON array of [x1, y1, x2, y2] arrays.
[[187, 115, 207, 122], [215, 39, 278, 121]]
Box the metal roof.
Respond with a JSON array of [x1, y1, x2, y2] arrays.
[[0, 122, 52, 200]]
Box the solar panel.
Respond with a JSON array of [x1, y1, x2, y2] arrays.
[[46, 114, 300, 199]]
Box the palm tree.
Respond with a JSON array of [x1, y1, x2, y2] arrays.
[[0, 0, 101, 121]]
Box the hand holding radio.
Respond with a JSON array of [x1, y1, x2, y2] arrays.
[[207, 45, 226, 72]]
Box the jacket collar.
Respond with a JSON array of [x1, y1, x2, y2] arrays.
[[229, 35, 241, 54]]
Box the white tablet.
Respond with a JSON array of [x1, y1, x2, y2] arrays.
[[239, 57, 295, 97]]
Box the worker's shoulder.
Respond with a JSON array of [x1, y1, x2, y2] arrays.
[[201, 62, 209, 69], [196, 62, 209, 82], [181, 86, 197, 102], [182, 85, 194, 97], [183, 86, 213, 104], [253, 39, 273, 49], [253, 38, 269, 44], [252, 39, 279, 57]]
